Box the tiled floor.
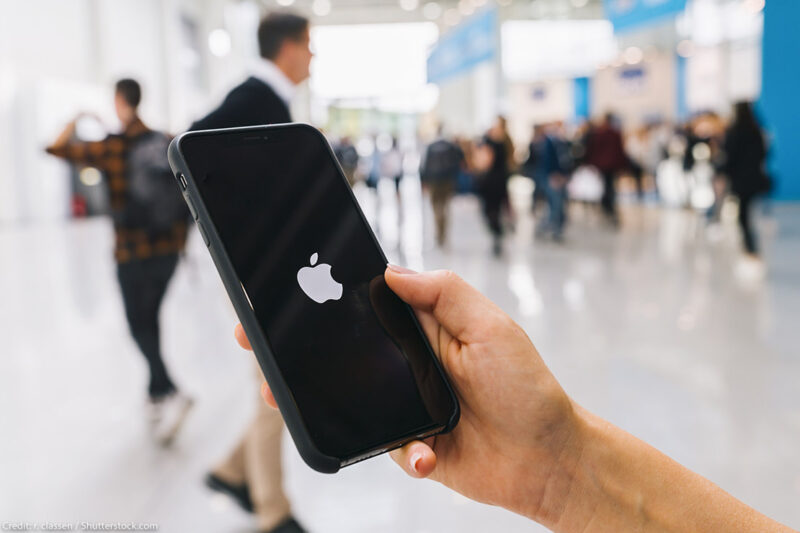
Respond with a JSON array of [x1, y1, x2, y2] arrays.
[[1, 178, 799, 532]]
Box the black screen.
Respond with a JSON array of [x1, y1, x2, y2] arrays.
[[182, 125, 455, 459]]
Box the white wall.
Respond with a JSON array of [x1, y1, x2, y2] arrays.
[[592, 52, 676, 129], [507, 78, 574, 148], [435, 62, 499, 138], [0, 0, 218, 224]]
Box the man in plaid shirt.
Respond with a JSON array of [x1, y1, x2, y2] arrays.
[[46, 79, 192, 444]]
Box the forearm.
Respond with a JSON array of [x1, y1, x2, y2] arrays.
[[535, 405, 793, 533], [48, 121, 77, 150]]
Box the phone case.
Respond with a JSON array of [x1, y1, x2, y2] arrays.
[[167, 123, 459, 473]]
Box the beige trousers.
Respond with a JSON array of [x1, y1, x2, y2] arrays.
[[214, 379, 290, 531], [429, 181, 455, 246]]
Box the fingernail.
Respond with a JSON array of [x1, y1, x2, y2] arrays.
[[387, 264, 418, 275], [409, 452, 423, 473]]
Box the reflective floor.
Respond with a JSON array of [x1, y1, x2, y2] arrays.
[[2, 177, 799, 532]]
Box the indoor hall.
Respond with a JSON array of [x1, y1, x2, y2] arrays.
[[3, 184, 800, 531], [2, 0, 800, 531]]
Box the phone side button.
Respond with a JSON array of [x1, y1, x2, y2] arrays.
[[184, 195, 198, 220], [196, 221, 210, 246]]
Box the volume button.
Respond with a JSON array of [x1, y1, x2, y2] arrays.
[[197, 221, 210, 246], [185, 195, 198, 220]]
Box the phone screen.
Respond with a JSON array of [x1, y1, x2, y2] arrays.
[[181, 126, 455, 459]]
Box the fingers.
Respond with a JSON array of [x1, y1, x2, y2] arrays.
[[389, 439, 437, 479], [234, 323, 252, 350], [385, 266, 498, 343], [260, 382, 278, 409]]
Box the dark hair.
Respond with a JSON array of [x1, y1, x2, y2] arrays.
[[258, 12, 309, 60], [732, 101, 760, 135], [115, 78, 141, 108]]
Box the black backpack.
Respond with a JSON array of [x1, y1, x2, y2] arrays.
[[123, 131, 188, 232], [421, 140, 462, 183]]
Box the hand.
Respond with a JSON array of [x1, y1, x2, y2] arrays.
[[235, 266, 580, 522]]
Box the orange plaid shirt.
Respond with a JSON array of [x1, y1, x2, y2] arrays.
[[46, 118, 187, 263]]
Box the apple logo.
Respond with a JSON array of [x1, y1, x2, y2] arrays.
[[296, 252, 343, 304]]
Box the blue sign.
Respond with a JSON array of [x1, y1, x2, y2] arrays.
[[603, 0, 687, 32], [573, 77, 591, 122], [427, 8, 497, 84]]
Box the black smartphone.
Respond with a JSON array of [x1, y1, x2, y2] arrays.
[[168, 123, 459, 473]]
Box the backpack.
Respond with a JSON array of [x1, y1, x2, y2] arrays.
[[123, 131, 188, 232], [421, 140, 462, 183]]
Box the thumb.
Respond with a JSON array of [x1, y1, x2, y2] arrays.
[[384, 266, 499, 344]]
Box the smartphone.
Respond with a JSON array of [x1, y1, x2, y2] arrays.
[[168, 123, 459, 473]]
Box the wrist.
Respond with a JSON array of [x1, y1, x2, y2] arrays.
[[522, 400, 594, 530]]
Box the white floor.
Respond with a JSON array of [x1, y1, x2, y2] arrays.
[[2, 178, 799, 532]]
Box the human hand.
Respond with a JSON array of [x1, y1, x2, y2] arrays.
[[235, 266, 581, 522], [236, 268, 796, 533]]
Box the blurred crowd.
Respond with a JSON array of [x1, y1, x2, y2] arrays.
[[330, 101, 770, 262]]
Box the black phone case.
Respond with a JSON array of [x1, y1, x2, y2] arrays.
[[167, 123, 459, 473]]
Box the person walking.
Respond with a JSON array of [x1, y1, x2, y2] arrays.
[[531, 124, 569, 242], [190, 12, 312, 533], [420, 127, 464, 248], [476, 117, 513, 257], [720, 101, 770, 262], [333, 136, 359, 187], [45, 79, 193, 444], [585, 112, 627, 226]]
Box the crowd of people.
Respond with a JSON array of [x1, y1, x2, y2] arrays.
[[331, 103, 770, 264]]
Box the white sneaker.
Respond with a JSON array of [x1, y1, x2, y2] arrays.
[[735, 254, 766, 284], [150, 393, 194, 446]]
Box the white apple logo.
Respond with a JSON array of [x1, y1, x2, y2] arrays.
[[296, 252, 343, 304]]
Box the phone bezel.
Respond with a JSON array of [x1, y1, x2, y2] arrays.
[[168, 123, 460, 473]]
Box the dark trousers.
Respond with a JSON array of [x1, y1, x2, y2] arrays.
[[738, 194, 758, 255], [546, 177, 568, 237], [600, 170, 617, 221], [117, 253, 179, 399], [481, 197, 504, 240]]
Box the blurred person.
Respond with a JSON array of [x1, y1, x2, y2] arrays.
[[585, 112, 627, 226], [476, 117, 513, 257], [243, 267, 794, 533], [625, 127, 649, 200], [530, 123, 569, 242], [189, 12, 312, 533], [720, 102, 771, 261], [382, 136, 405, 193], [642, 121, 670, 200], [522, 125, 548, 214], [420, 126, 465, 247], [454, 135, 476, 194], [333, 136, 359, 187], [45, 78, 192, 444], [381, 136, 405, 233]]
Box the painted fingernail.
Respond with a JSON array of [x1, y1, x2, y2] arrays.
[[387, 264, 418, 275], [409, 452, 423, 473]]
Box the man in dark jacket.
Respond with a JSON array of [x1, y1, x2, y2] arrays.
[[194, 12, 311, 533], [585, 113, 627, 225], [421, 127, 464, 247]]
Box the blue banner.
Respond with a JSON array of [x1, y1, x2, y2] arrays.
[[573, 77, 591, 122], [603, 0, 687, 32], [427, 8, 497, 84]]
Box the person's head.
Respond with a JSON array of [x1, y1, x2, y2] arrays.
[[733, 101, 759, 132], [114, 78, 141, 126], [258, 12, 312, 85], [603, 112, 616, 127]]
